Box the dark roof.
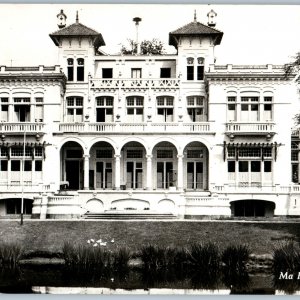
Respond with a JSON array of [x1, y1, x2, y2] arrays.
[[49, 22, 105, 48], [169, 21, 223, 48]]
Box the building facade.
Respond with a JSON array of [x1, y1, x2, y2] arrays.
[[0, 10, 299, 219]]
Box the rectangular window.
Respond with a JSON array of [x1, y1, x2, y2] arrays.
[[228, 161, 235, 172], [35, 160, 42, 172], [187, 66, 194, 80], [131, 68, 142, 78], [160, 68, 171, 78], [239, 161, 248, 172], [251, 161, 261, 172], [102, 68, 113, 78], [67, 67, 74, 81], [197, 66, 204, 80], [127, 149, 143, 158], [264, 161, 272, 172], [0, 160, 8, 171], [157, 150, 173, 158], [11, 160, 20, 171], [96, 149, 113, 158], [24, 160, 32, 171]]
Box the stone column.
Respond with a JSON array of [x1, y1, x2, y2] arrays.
[[177, 154, 184, 191], [146, 154, 152, 190], [114, 154, 121, 190], [83, 154, 89, 190]]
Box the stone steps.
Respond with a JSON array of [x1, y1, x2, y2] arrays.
[[83, 212, 177, 220]]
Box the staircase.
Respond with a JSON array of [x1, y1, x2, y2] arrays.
[[83, 210, 177, 220]]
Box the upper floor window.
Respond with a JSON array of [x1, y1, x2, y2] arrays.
[[197, 57, 205, 80], [131, 68, 142, 79], [66, 96, 83, 122], [67, 58, 74, 81], [160, 68, 171, 78], [187, 96, 207, 122], [0, 98, 8, 122], [77, 58, 84, 82], [157, 96, 174, 122], [102, 68, 113, 79], [263, 96, 273, 121], [227, 96, 237, 121], [186, 57, 205, 81], [96, 96, 114, 122], [126, 96, 144, 122], [13, 98, 30, 122]]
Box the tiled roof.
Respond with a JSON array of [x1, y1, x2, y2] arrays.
[[49, 22, 105, 47], [169, 21, 223, 47]]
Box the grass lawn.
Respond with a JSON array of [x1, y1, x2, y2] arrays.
[[0, 220, 299, 256]]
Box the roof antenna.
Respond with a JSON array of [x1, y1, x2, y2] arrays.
[[76, 11, 79, 23], [194, 10, 197, 23]]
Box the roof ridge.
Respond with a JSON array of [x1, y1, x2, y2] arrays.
[[170, 20, 223, 35], [50, 21, 100, 36]]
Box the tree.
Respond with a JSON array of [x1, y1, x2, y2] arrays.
[[120, 38, 165, 55], [284, 52, 300, 77]]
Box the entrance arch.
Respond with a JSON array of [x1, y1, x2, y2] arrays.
[[183, 141, 209, 191], [89, 141, 115, 190], [60, 141, 84, 190], [231, 200, 275, 217], [121, 141, 147, 190]]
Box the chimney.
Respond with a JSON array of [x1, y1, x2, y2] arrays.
[[133, 17, 142, 54]]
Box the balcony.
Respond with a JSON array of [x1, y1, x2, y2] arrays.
[[57, 122, 215, 134], [225, 122, 275, 140], [90, 78, 180, 91], [0, 122, 45, 135]]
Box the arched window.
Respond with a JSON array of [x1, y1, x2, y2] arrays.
[[67, 58, 74, 81], [77, 58, 84, 81]]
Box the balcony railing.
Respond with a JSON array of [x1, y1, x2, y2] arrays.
[[225, 122, 275, 138], [58, 122, 215, 134], [0, 122, 44, 133], [90, 78, 180, 90]]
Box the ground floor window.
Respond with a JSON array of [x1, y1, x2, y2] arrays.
[[5, 198, 32, 214], [231, 200, 275, 217]]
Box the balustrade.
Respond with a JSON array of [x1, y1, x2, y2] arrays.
[[0, 122, 44, 133], [226, 122, 275, 133]]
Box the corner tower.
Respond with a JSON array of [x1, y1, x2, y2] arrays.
[[169, 10, 223, 82], [49, 10, 105, 82]]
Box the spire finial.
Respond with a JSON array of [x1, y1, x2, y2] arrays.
[[76, 11, 79, 23], [194, 10, 197, 22]]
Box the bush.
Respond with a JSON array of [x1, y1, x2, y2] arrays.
[[112, 247, 131, 270], [187, 242, 220, 272], [0, 243, 23, 267], [222, 244, 250, 273], [273, 241, 300, 274]]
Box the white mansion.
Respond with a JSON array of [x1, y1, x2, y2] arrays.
[[0, 9, 299, 219]]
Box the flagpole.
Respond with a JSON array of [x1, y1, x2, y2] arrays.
[[20, 129, 26, 225]]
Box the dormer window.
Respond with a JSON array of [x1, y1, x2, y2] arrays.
[[77, 58, 84, 81], [67, 58, 74, 81]]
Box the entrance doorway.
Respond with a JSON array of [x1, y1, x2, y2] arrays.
[[187, 161, 203, 190], [66, 160, 81, 190], [96, 161, 112, 189], [126, 161, 143, 189], [157, 161, 174, 189]]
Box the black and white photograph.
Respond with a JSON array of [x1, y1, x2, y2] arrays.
[[1, 3, 300, 295]]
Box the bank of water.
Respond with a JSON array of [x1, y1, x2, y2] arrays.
[[0, 263, 298, 295]]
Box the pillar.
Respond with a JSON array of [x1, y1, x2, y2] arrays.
[[177, 154, 184, 191], [146, 154, 152, 190], [83, 154, 89, 190], [114, 154, 121, 190]]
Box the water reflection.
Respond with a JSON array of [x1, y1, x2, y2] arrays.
[[1, 265, 299, 294]]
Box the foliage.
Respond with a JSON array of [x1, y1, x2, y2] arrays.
[[221, 244, 250, 273], [284, 52, 300, 77], [0, 243, 23, 267], [273, 240, 300, 274], [293, 114, 300, 125], [120, 38, 165, 55], [62, 242, 130, 271], [187, 242, 220, 271]]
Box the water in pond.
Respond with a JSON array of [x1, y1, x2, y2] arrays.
[[0, 266, 298, 295]]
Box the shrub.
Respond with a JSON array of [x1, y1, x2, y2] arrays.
[[0, 243, 23, 267], [187, 242, 220, 272], [222, 244, 250, 273], [112, 247, 131, 270], [273, 241, 300, 274]]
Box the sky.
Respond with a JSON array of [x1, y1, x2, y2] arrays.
[[1, 4, 300, 66]]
